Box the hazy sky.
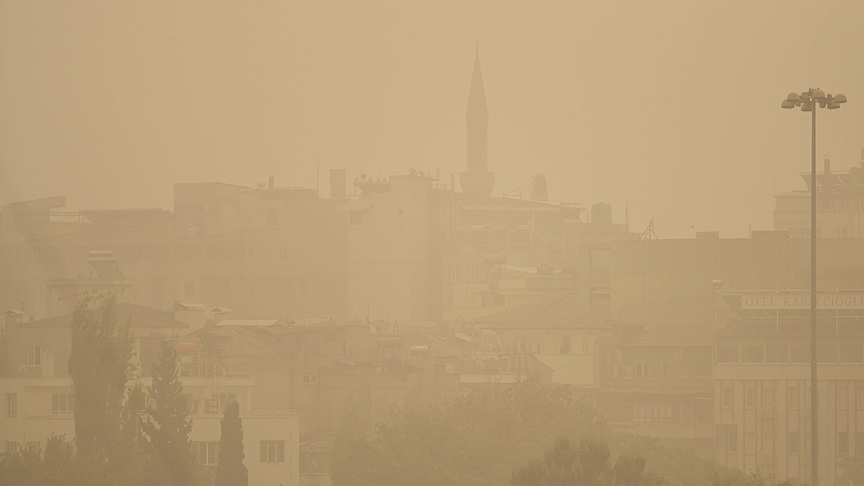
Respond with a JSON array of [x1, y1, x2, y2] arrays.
[[2, 0, 862, 238]]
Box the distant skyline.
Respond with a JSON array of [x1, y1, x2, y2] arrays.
[[2, 0, 862, 238]]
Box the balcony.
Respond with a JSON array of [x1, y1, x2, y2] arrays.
[[609, 421, 714, 439]]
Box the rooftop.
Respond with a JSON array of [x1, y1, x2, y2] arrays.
[[622, 326, 714, 347], [475, 294, 615, 330], [19, 302, 188, 329]]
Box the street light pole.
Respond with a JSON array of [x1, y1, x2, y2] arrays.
[[810, 94, 817, 486], [782, 88, 846, 486]]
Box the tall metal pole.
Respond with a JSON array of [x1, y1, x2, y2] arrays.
[[810, 92, 818, 486]]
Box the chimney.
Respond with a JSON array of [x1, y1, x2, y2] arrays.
[[824, 156, 831, 175], [268, 174, 275, 190], [329, 169, 346, 200]]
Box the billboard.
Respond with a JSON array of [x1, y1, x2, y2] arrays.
[[740, 293, 864, 310]]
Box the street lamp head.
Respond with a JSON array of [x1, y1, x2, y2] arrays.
[[828, 102, 841, 110], [834, 93, 848, 104], [801, 102, 814, 112], [812, 89, 827, 101], [782, 100, 796, 109], [786, 92, 801, 103]]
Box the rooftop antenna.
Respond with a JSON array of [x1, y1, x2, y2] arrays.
[[640, 214, 658, 240]]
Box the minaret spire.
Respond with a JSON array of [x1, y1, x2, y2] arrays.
[[460, 43, 495, 197]]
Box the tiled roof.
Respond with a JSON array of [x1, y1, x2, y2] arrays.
[[622, 326, 714, 347], [216, 319, 285, 327], [402, 330, 476, 359], [19, 302, 187, 329], [475, 294, 615, 330], [183, 326, 283, 356]]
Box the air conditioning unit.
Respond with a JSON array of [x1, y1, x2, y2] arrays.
[[303, 374, 319, 384]]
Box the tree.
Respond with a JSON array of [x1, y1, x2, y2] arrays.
[[331, 391, 380, 486], [67, 294, 136, 485], [215, 401, 248, 486], [332, 376, 608, 486], [143, 340, 196, 486], [511, 437, 656, 486], [838, 453, 864, 486]]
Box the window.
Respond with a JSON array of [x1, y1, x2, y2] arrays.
[[722, 386, 733, 408], [742, 344, 764, 363], [582, 337, 592, 354], [791, 344, 810, 363], [51, 394, 74, 414], [858, 388, 864, 409], [560, 337, 572, 354], [28, 346, 41, 367], [788, 432, 800, 454], [303, 375, 319, 384], [838, 387, 848, 410], [506, 355, 529, 375], [635, 362, 649, 378], [746, 432, 756, 454], [529, 342, 541, 354], [717, 343, 739, 363], [817, 343, 838, 363], [766, 343, 789, 363], [468, 266, 476, 282], [763, 432, 774, 454], [631, 403, 675, 423], [194, 441, 219, 465], [5, 394, 16, 418], [349, 210, 363, 226], [727, 429, 738, 453], [5, 442, 17, 454], [838, 432, 848, 455], [25, 442, 40, 454], [661, 362, 671, 379], [763, 386, 774, 408], [260, 440, 285, 464], [788, 387, 799, 409], [857, 432, 864, 451], [216, 394, 236, 411], [745, 387, 756, 409], [447, 267, 458, 282], [839, 343, 863, 363]]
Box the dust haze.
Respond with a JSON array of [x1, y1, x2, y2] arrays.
[[2, 1, 864, 486]]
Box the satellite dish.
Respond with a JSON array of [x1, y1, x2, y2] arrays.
[[361, 173, 367, 180]]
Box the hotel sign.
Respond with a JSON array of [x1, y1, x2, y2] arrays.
[[741, 294, 864, 310]]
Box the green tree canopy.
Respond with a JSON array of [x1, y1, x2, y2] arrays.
[[332, 377, 607, 486], [143, 340, 196, 486], [215, 401, 248, 486], [67, 294, 137, 485]]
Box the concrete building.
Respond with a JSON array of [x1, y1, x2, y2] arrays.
[[0, 302, 301, 485], [473, 294, 617, 387], [0, 178, 348, 321], [609, 237, 864, 328], [596, 326, 715, 456], [774, 151, 864, 239], [713, 290, 864, 486]]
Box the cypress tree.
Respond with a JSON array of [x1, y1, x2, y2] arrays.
[[67, 294, 135, 485], [143, 340, 196, 486], [215, 401, 248, 486]]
